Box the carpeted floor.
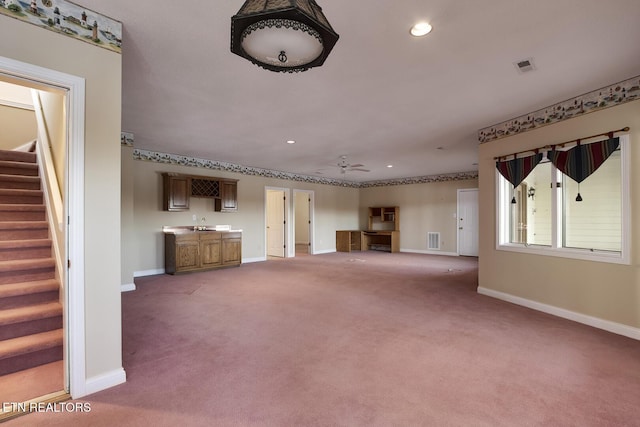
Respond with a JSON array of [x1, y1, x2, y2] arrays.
[[8, 252, 640, 426]]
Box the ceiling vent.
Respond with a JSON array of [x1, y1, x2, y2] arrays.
[[514, 57, 536, 74]]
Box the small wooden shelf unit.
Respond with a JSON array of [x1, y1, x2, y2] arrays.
[[336, 206, 400, 253]]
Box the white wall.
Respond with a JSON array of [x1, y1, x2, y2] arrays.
[[0, 103, 36, 150]]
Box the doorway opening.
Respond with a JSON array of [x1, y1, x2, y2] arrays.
[[0, 54, 87, 411], [293, 190, 314, 256]]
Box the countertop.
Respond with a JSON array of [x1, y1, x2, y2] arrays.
[[163, 226, 243, 234]]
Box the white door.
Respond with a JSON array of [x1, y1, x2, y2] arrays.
[[458, 189, 479, 256], [267, 190, 285, 257]]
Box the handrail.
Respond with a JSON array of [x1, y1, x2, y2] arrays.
[[31, 90, 64, 284]]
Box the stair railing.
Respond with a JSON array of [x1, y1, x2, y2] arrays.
[[30, 90, 65, 285]]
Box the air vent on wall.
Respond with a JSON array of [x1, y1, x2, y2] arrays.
[[427, 232, 441, 250], [514, 57, 536, 74]]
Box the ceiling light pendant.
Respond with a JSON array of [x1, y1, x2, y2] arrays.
[[231, 0, 339, 73]]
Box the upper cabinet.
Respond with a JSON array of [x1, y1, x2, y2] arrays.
[[162, 173, 238, 212], [368, 206, 400, 231], [215, 180, 238, 212], [163, 174, 191, 211]]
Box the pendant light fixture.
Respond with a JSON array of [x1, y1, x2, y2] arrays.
[[231, 0, 339, 73]]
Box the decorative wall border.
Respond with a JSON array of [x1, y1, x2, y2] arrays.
[[478, 75, 640, 143], [0, 0, 121, 53], [133, 148, 478, 189]]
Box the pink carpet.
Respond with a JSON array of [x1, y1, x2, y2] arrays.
[[8, 252, 640, 426]]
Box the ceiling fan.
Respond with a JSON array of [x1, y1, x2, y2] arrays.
[[336, 155, 370, 174]]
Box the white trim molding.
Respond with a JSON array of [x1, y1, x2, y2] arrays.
[[242, 257, 266, 264], [121, 283, 136, 292], [134, 269, 165, 277], [478, 287, 640, 341], [401, 249, 459, 257], [83, 368, 127, 397]]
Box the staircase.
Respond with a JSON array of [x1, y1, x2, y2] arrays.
[[0, 149, 63, 376]]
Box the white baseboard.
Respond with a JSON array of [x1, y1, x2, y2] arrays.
[[401, 249, 459, 257], [314, 249, 336, 255], [78, 368, 126, 398], [120, 283, 136, 292], [242, 256, 266, 263], [134, 269, 165, 277], [477, 287, 640, 341]]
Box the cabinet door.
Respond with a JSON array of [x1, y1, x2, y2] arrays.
[[215, 180, 238, 212], [200, 234, 222, 267], [222, 237, 242, 265], [163, 175, 191, 211], [175, 240, 199, 271]]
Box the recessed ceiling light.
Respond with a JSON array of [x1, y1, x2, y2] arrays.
[[387, 165, 393, 168], [286, 140, 296, 144], [410, 22, 432, 37]]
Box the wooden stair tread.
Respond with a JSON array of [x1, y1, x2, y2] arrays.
[[0, 161, 37, 172], [0, 258, 55, 272], [0, 279, 58, 299], [0, 174, 40, 182], [0, 221, 48, 230], [0, 204, 46, 212], [0, 150, 36, 163], [0, 302, 62, 326], [0, 189, 43, 196], [0, 239, 52, 249], [0, 329, 62, 360]]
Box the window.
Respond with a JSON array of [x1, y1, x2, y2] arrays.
[[496, 135, 629, 264]]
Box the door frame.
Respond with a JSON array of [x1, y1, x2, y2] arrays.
[[292, 189, 315, 256], [0, 56, 86, 397], [265, 186, 291, 258], [457, 188, 479, 257]]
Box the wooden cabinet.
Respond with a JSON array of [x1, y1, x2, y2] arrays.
[[368, 206, 399, 231], [165, 230, 242, 274], [199, 232, 222, 268], [215, 180, 238, 212], [174, 233, 199, 270], [336, 230, 365, 252], [222, 232, 242, 264], [163, 174, 191, 211], [162, 173, 238, 212]]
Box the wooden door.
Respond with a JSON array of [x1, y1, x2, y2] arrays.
[[200, 233, 222, 267], [175, 237, 199, 271], [222, 236, 242, 265], [163, 174, 191, 211]]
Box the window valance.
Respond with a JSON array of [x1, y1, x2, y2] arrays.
[[547, 136, 620, 201], [496, 153, 543, 203]]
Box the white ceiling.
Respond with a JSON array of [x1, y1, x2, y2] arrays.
[[79, 0, 640, 182]]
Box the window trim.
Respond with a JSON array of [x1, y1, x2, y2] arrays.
[[495, 134, 630, 265]]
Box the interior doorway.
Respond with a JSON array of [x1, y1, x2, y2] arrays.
[[457, 188, 479, 257], [0, 54, 87, 404], [293, 190, 314, 256], [266, 188, 287, 258]]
